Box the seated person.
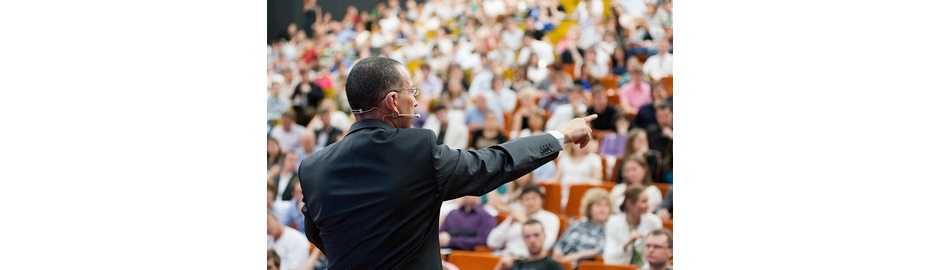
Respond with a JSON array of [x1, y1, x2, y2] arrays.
[[552, 188, 613, 268], [641, 229, 673, 270], [487, 184, 560, 258], [439, 196, 497, 251], [603, 185, 663, 267], [494, 220, 565, 270]]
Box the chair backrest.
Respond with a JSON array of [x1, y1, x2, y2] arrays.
[[495, 211, 508, 225], [653, 183, 671, 200], [562, 64, 576, 79], [565, 184, 598, 219], [540, 182, 563, 215], [577, 261, 640, 270], [558, 214, 568, 239], [503, 112, 513, 136], [662, 219, 673, 233], [661, 76, 673, 96], [605, 88, 621, 106], [601, 75, 619, 92], [566, 183, 618, 219], [448, 250, 502, 270], [474, 245, 493, 252], [560, 259, 573, 270]]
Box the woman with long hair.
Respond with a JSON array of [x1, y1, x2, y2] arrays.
[[610, 153, 663, 214], [550, 140, 603, 209], [603, 185, 663, 267]]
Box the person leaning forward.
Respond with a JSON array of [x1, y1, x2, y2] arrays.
[[299, 56, 597, 269]]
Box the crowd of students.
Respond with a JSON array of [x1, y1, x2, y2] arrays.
[[266, 0, 673, 269]]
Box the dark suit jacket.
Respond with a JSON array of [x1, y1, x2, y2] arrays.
[[298, 119, 562, 269]]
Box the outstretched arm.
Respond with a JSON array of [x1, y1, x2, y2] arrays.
[[435, 115, 598, 201]]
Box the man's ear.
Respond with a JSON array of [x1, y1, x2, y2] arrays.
[[386, 92, 400, 114]]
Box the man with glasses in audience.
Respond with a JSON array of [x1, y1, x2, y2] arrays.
[[298, 56, 598, 269], [641, 229, 673, 270]]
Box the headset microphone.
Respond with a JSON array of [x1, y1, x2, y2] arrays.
[[396, 113, 421, 118]]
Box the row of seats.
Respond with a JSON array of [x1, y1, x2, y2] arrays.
[[538, 182, 672, 217]]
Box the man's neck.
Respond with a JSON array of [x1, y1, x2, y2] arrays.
[[528, 250, 548, 261]]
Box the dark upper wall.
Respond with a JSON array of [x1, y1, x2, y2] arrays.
[[268, 0, 305, 44], [269, 0, 427, 44]]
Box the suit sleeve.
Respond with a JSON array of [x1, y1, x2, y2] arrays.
[[433, 132, 562, 201]]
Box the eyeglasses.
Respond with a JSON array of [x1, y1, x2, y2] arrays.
[[391, 87, 420, 97]]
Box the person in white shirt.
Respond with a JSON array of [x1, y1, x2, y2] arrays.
[[611, 153, 663, 215], [269, 111, 306, 154], [642, 39, 673, 81], [545, 91, 588, 132], [487, 184, 561, 258], [489, 76, 518, 114], [604, 185, 663, 267], [422, 104, 469, 150], [517, 32, 556, 68], [267, 210, 310, 270]]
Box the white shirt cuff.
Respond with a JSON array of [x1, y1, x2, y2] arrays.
[[547, 131, 565, 150]]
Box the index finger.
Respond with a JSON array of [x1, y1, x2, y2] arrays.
[[581, 114, 599, 122]]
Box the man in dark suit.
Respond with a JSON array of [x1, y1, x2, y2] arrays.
[[313, 108, 343, 152], [298, 56, 598, 269]]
